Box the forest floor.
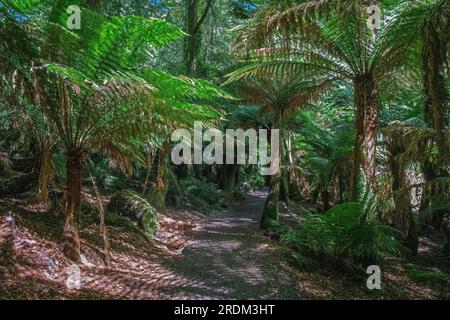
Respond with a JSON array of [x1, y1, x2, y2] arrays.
[[0, 190, 448, 300]]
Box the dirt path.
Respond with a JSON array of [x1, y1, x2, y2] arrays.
[[163, 191, 305, 300], [1, 191, 308, 300]]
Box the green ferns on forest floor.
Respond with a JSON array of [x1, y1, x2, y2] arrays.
[[168, 177, 227, 212], [280, 203, 406, 271]]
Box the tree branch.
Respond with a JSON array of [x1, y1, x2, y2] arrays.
[[193, 0, 213, 34]]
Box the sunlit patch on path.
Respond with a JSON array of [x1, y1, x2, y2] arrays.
[[164, 191, 306, 300]]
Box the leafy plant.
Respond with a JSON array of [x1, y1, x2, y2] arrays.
[[168, 177, 227, 212], [280, 202, 406, 271]]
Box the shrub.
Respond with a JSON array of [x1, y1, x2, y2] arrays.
[[168, 177, 226, 212], [0, 172, 36, 196], [107, 190, 159, 235], [239, 168, 266, 193], [280, 202, 405, 271], [406, 264, 450, 287]]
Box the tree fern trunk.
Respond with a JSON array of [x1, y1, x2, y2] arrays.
[[420, 19, 449, 222], [349, 78, 365, 201], [363, 76, 380, 189], [422, 19, 449, 176], [62, 151, 84, 263], [386, 133, 418, 254]]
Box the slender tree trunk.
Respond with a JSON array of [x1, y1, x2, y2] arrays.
[[261, 171, 281, 229], [38, 142, 52, 203], [220, 164, 238, 193], [62, 151, 84, 263], [142, 144, 154, 195], [88, 170, 110, 266], [280, 171, 289, 203], [186, 0, 200, 76], [148, 143, 170, 209], [185, 0, 213, 77], [280, 135, 291, 203], [261, 109, 282, 229], [320, 190, 331, 212]]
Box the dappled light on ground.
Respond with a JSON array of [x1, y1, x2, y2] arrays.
[[0, 191, 445, 300]]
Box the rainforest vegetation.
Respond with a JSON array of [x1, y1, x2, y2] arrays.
[[0, 0, 449, 300]]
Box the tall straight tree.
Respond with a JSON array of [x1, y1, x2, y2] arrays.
[[185, 0, 214, 77]]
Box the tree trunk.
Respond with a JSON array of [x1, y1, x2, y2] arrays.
[[362, 74, 380, 189], [62, 151, 84, 263], [280, 171, 289, 203], [422, 19, 449, 175], [148, 146, 170, 210], [88, 170, 110, 266], [261, 171, 281, 229], [386, 134, 418, 255], [420, 19, 449, 224], [351, 75, 381, 197], [349, 78, 365, 201], [321, 190, 331, 212], [261, 109, 282, 229], [220, 164, 238, 193], [38, 142, 52, 203], [185, 0, 213, 77]]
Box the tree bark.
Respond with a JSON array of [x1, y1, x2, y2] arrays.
[[350, 75, 380, 197], [38, 142, 52, 203], [362, 74, 380, 189], [422, 19, 449, 176], [261, 109, 282, 229], [349, 78, 365, 201], [62, 151, 84, 263], [148, 144, 170, 210], [386, 133, 418, 254], [185, 0, 213, 77], [261, 171, 281, 229]]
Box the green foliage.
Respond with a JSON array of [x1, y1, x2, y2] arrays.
[[406, 265, 450, 288], [280, 203, 405, 271], [0, 172, 36, 196], [168, 177, 227, 212], [86, 158, 126, 190], [239, 167, 266, 192]]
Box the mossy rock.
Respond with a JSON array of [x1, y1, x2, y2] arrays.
[[0, 173, 36, 196], [107, 190, 159, 235]]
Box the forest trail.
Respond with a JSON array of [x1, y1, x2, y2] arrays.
[[163, 191, 305, 300]]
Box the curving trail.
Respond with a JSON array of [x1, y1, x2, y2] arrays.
[[164, 191, 305, 300]]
